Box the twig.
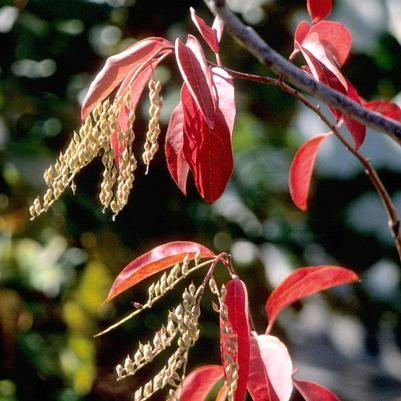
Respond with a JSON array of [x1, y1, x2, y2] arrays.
[[195, 252, 231, 307], [220, 66, 401, 262], [204, 0, 401, 146]]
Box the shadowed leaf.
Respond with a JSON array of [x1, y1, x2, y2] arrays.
[[365, 100, 401, 122], [294, 379, 341, 401], [291, 21, 311, 59], [342, 81, 366, 149], [182, 84, 233, 203], [215, 384, 228, 401]]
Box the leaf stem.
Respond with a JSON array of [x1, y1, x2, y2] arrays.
[[195, 252, 231, 307]]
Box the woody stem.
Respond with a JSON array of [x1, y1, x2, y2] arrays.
[[204, 0, 401, 145], [220, 65, 401, 263]]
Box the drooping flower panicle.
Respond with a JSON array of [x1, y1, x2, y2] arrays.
[[29, 11, 237, 220]]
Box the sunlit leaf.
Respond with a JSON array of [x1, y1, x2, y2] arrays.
[[190, 7, 220, 53], [306, 21, 352, 66], [247, 333, 280, 401], [105, 241, 215, 302], [266, 266, 359, 332], [81, 37, 172, 121], [175, 38, 215, 128], [257, 335, 293, 401], [210, 66, 236, 136], [116, 49, 171, 131], [298, 33, 347, 90], [179, 365, 224, 401], [289, 133, 331, 211], [165, 101, 190, 194], [212, 15, 224, 43]]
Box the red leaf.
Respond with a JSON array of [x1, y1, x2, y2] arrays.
[[307, 0, 332, 24], [110, 65, 154, 165], [266, 266, 359, 332], [107, 49, 171, 164], [342, 81, 366, 149], [165, 101, 190, 194], [365, 100, 401, 122], [247, 333, 280, 401], [186, 35, 213, 91], [81, 37, 172, 121], [175, 38, 215, 128], [252, 334, 293, 401], [190, 7, 220, 53], [299, 55, 361, 136], [105, 241, 215, 303], [290, 21, 311, 60], [116, 48, 172, 131], [295, 22, 352, 107], [117, 68, 152, 131], [289, 133, 331, 211], [294, 379, 341, 401], [300, 51, 346, 100], [295, 21, 311, 44], [298, 33, 347, 90], [212, 15, 224, 43], [221, 279, 250, 401], [307, 21, 352, 66], [179, 365, 224, 401], [181, 84, 233, 203], [210, 66, 236, 136]]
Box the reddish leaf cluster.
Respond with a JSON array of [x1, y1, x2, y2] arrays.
[[104, 240, 358, 401], [81, 9, 235, 205], [292, 0, 365, 149], [289, 0, 401, 212], [180, 264, 358, 401]]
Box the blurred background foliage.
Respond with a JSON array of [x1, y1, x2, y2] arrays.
[[1, 0, 401, 400]]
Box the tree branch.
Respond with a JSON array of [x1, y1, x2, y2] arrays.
[[219, 65, 401, 262], [204, 0, 401, 146]]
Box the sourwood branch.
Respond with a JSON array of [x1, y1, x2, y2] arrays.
[[205, 0, 401, 145]]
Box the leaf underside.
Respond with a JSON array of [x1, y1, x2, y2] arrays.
[[105, 241, 215, 302]]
